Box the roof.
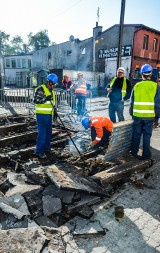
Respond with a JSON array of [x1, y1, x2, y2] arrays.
[[101, 24, 160, 35]]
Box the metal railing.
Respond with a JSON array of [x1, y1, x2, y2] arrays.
[[0, 88, 92, 116]]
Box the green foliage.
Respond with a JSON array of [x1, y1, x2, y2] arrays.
[[28, 29, 51, 51], [0, 29, 54, 55]]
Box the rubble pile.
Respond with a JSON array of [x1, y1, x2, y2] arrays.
[[0, 114, 153, 252]]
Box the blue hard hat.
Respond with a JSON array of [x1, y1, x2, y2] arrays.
[[47, 73, 58, 84], [140, 64, 152, 75], [81, 117, 90, 129]]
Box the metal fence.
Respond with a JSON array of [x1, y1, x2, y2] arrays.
[[0, 88, 92, 116]]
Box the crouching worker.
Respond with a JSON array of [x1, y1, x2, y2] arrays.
[[81, 116, 113, 149], [34, 73, 58, 158]]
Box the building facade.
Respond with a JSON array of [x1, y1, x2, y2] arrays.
[[2, 23, 160, 89]]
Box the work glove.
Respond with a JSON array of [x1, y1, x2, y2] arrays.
[[88, 141, 95, 147], [46, 95, 52, 101]]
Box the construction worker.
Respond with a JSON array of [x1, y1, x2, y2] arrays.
[[154, 78, 160, 128], [33, 73, 58, 158], [130, 64, 160, 160], [107, 67, 131, 123], [81, 116, 113, 148], [74, 73, 88, 119], [62, 74, 72, 90]]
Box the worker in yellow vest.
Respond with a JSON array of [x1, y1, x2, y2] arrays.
[[130, 64, 160, 160], [33, 73, 58, 158], [107, 67, 131, 123]]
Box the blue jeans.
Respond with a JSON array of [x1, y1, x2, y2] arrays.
[[36, 114, 52, 155], [76, 95, 86, 116], [109, 101, 124, 123], [131, 117, 154, 159], [91, 127, 111, 147]]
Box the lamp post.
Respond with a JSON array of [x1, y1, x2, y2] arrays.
[[0, 32, 2, 89], [117, 0, 126, 69]]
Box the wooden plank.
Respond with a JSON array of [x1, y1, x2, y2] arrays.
[[91, 160, 151, 185]]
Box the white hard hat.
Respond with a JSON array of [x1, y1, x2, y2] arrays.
[[117, 67, 125, 73]]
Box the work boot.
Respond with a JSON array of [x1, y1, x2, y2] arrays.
[[36, 153, 47, 159], [129, 151, 140, 159], [44, 150, 54, 155]]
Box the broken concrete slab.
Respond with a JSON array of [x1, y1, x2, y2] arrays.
[[68, 194, 101, 212], [43, 184, 75, 205], [0, 179, 13, 194], [0, 227, 48, 252], [46, 165, 109, 196], [42, 196, 62, 216], [5, 184, 42, 197], [74, 205, 94, 219], [22, 188, 43, 218], [7, 172, 28, 186], [35, 216, 58, 228], [0, 202, 25, 219], [63, 216, 105, 237], [0, 194, 30, 215], [40, 226, 66, 253]]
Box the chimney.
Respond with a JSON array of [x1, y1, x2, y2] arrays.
[[93, 22, 102, 38]]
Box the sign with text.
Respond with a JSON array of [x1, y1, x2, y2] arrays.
[[98, 45, 132, 59]]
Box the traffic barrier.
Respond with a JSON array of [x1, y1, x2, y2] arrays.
[[0, 88, 92, 116]]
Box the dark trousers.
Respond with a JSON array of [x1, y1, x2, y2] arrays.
[[76, 95, 86, 116], [36, 114, 52, 155], [109, 101, 124, 123], [91, 127, 111, 147], [131, 117, 154, 159]]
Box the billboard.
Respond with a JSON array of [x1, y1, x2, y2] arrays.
[[98, 45, 132, 59]]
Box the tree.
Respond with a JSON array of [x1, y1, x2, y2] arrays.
[[10, 35, 24, 54], [28, 29, 51, 51], [0, 31, 10, 55]]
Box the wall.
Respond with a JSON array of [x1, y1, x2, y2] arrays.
[[32, 38, 93, 72], [95, 25, 136, 74], [105, 56, 131, 80], [132, 28, 160, 72]]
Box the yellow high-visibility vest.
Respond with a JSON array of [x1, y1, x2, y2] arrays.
[[109, 77, 127, 98], [133, 80, 157, 118], [35, 84, 56, 114]]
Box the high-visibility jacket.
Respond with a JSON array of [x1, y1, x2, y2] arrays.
[[110, 77, 127, 98], [35, 84, 56, 114], [90, 116, 113, 144], [133, 80, 157, 118], [74, 78, 88, 95], [62, 78, 72, 90]]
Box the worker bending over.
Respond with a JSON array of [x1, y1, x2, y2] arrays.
[[81, 116, 113, 148]]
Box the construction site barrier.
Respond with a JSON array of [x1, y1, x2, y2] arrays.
[[0, 88, 92, 115]]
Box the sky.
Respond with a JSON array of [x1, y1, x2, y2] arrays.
[[0, 0, 159, 44]]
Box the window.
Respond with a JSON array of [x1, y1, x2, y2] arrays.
[[67, 50, 72, 56], [11, 59, 16, 68], [5, 59, 10, 68], [80, 47, 86, 55], [48, 52, 51, 60], [28, 59, 31, 69], [143, 35, 149, 50], [17, 59, 21, 68], [153, 38, 158, 52], [22, 59, 27, 68]]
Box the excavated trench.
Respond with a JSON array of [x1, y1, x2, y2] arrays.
[[0, 114, 152, 230]]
